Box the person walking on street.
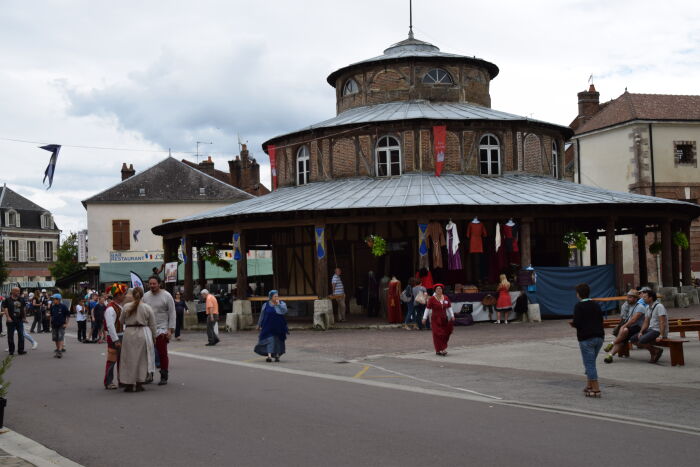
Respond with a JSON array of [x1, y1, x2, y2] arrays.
[[570, 283, 604, 398], [119, 287, 157, 393], [142, 276, 176, 386], [30, 289, 42, 333], [255, 290, 289, 362], [104, 284, 127, 389], [40, 290, 51, 333], [2, 287, 27, 355], [412, 279, 429, 330], [423, 284, 454, 356], [173, 291, 188, 340], [49, 293, 70, 358], [201, 289, 219, 346], [331, 268, 346, 322], [91, 294, 106, 343], [75, 298, 88, 342]]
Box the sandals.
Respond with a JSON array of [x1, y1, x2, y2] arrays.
[[584, 390, 602, 398]]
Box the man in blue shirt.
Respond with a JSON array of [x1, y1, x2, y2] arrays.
[[49, 293, 70, 358]]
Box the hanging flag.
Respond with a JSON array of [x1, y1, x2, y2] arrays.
[[130, 271, 144, 289], [40, 144, 61, 189], [267, 144, 278, 190], [180, 237, 188, 264], [232, 232, 242, 261], [315, 227, 326, 259], [418, 223, 428, 257], [433, 126, 446, 177]]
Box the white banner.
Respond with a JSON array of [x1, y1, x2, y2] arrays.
[[78, 230, 88, 263]]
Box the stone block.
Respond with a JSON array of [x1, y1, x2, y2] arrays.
[[184, 301, 199, 330], [313, 299, 334, 330], [675, 293, 690, 308], [680, 286, 699, 305], [526, 303, 541, 323], [658, 287, 677, 308], [349, 300, 363, 315], [226, 300, 253, 332]]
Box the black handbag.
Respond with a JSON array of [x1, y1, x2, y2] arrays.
[[459, 303, 473, 315]]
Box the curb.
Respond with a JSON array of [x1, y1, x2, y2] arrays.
[[0, 428, 83, 466]]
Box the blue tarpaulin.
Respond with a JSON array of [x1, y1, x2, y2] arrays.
[[527, 265, 617, 318]]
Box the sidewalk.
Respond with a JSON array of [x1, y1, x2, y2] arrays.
[[0, 429, 82, 467]]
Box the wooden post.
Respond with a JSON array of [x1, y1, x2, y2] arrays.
[[614, 240, 624, 294], [197, 247, 206, 289], [520, 218, 532, 267], [671, 226, 680, 287], [681, 221, 692, 286], [661, 220, 673, 287], [588, 231, 598, 266], [236, 232, 248, 300], [183, 236, 193, 300], [605, 217, 616, 265], [315, 223, 329, 298], [637, 228, 648, 286]]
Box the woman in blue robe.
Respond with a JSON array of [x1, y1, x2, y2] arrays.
[[254, 290, 289, 362]]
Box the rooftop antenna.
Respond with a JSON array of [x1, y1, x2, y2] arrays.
[[196, 141, 213, 163], [408, 0, 414, 39]]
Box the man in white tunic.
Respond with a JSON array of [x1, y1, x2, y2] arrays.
[[142, 276, 176, 385]]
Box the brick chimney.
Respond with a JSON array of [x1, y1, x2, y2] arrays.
[[228, 144, 261, 194], [121, 163, 136, 181], [577, 84, 600, 125], [197, 156, 216, 176]]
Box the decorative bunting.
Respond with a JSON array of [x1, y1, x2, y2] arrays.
[[315, 227, 325, 259], [233, 232, 242, 261]]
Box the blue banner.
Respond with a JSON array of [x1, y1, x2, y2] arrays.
[[315, 227, 325, 259], [233, 232, 242, 261], [418, 223, 428, 257]]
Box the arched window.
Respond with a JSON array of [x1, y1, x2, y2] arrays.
[[422, 68, 453, 85], [342, 79, 359, 96], [551, 140, 559, 178], [375, 136, 402, 177], [479, 134, 501, 175], [296, 146, 310, 185]]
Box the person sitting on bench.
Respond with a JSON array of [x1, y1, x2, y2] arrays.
[[631, 288, 668, 364], [603, 289, 646, 363]]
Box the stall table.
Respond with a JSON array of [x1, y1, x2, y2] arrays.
[[448, 291, 520, 322]]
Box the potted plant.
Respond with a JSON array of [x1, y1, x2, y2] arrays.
[[649, 242, 662, 255], [673, 232, 689, 250], [563, 231, 587, 252], [364, 235, 387, 257], [0, 355, 14, 428]]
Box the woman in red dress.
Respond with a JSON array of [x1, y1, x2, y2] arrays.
[[386, 277, 403, 323], [422, 284, 455, 356], [495, 274, 512, 324]]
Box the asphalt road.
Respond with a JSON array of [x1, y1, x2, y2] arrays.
[[4, 331, 700, 467]]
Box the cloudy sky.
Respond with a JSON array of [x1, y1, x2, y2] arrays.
[[1, 0, 698, 235]]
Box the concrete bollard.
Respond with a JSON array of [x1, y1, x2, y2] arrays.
[[226, 300, 253, 332], [680, 286, 699, 305], [184, 301, 199, 330], [313, 299, 334, 330], [675, 293, 690, 308], [527, 303, 541, 323], [658, 287, 677, 309]]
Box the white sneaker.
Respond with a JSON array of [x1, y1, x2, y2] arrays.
[[505, 320, 509, 324], [32, 341, 38, 350], [495, 320, 500, 324]]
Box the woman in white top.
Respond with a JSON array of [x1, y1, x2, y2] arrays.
[[75, 299, 88, 342]]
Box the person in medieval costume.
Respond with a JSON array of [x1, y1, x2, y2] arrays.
[[104, 283, 127, 390], [119, 287, 157, 392], [254, 290, 289, 362], [422, 284, 454, 356]]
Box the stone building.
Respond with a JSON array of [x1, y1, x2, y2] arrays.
[[0, 184, 60, 286], [571, 86, 700, 285]]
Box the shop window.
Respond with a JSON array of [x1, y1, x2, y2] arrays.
[[422, 68, 453, 85], [376, 136, 402, 177], [342, 79, 359, 96], [8, 240, 18, 261], [296, 146, 310, 185], [552, 140, 559, 178], [43, 241, 53, 262], [28, 241, 36, 261], [479, 134, 501, 175], [112, 219, 130, 251], [674, 141, 697, 167]]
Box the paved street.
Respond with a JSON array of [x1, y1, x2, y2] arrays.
[[3, 307, 700, 466]]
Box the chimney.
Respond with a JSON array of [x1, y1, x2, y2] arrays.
[[121, 162, 136, 181], [198, 155, 216, 176], [577, 84, 600, 125], [228, 146, 261, 195]]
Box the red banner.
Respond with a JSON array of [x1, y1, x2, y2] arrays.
[[433, 125, 446, 177], [267, 144, 278, 190]]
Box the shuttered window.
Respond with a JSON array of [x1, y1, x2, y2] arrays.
[[112, 219, 131, 251]]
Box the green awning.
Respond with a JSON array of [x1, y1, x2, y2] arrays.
[[98, 258, 272, 283]]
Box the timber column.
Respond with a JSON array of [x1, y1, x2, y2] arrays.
[[605, 217, 616, 265], [636, 228, 648, 286], [588, 230, 598, 266], [681, 221, 692, 285], [520, 218, 533, 267], [671, 225, 680, 287], [661, 220, 673, 287], [314, 223, 329, 297], [235, 231, 248, 299], [183, 236, 193, 300]]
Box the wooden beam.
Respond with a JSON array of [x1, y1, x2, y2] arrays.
[[606, 217, 616, 265], [183, 236, 193, 301], [520, 218, 532, 267], [588, 231, 598, 266]]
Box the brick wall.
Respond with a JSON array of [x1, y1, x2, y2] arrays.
[[331, 138, 356, 178], [403, 131, 415, 172], [524, 133, 542, 173], [463, 130, 478, 175]]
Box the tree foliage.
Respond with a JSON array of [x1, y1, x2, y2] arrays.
[[49, 232, 84, 280]]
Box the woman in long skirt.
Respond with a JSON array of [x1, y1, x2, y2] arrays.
[[495, 274, 512, 324], [119, 287, 157, 392], [254, 291, 289, 362], [422, 284, 455, 356]]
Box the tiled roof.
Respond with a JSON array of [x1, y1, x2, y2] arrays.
[[0, 185, 49, 212], [576, 92, 700, 134], [82, 157, 253, 206], [153, 173, 700, 234]]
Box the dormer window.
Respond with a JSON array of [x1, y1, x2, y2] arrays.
[[376, 136, 402, 177], [296, 146, 310, 185], [342, 79, 359, 96], [199, 187, 206, 196], [139, 188, 146, 196], [41, 212, 53, 229], [6, 209, 19, 227], [422, 68, 453, 85]]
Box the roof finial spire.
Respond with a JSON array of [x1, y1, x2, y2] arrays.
[[408, 0, 414, 39]]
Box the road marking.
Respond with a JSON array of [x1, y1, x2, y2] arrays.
[[169, 350, 700, 437], [353, 365, 370, 378], [243, 357, 266, 363]]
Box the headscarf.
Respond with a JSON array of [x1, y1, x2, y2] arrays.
[[266, 290, 287, 315], [268, 290, 278, 300]]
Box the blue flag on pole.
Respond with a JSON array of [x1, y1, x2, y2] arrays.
[[40, 144, 61, 189]]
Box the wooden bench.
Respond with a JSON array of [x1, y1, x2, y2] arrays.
[[669, 321, 700, 340], [617, 339, 688, 366]]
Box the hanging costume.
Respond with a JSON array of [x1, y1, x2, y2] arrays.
[[445, 221, 462, 270], [387, 278, 403, 323], [467, 220, 487, 281], [426, 222, 446, 269]]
